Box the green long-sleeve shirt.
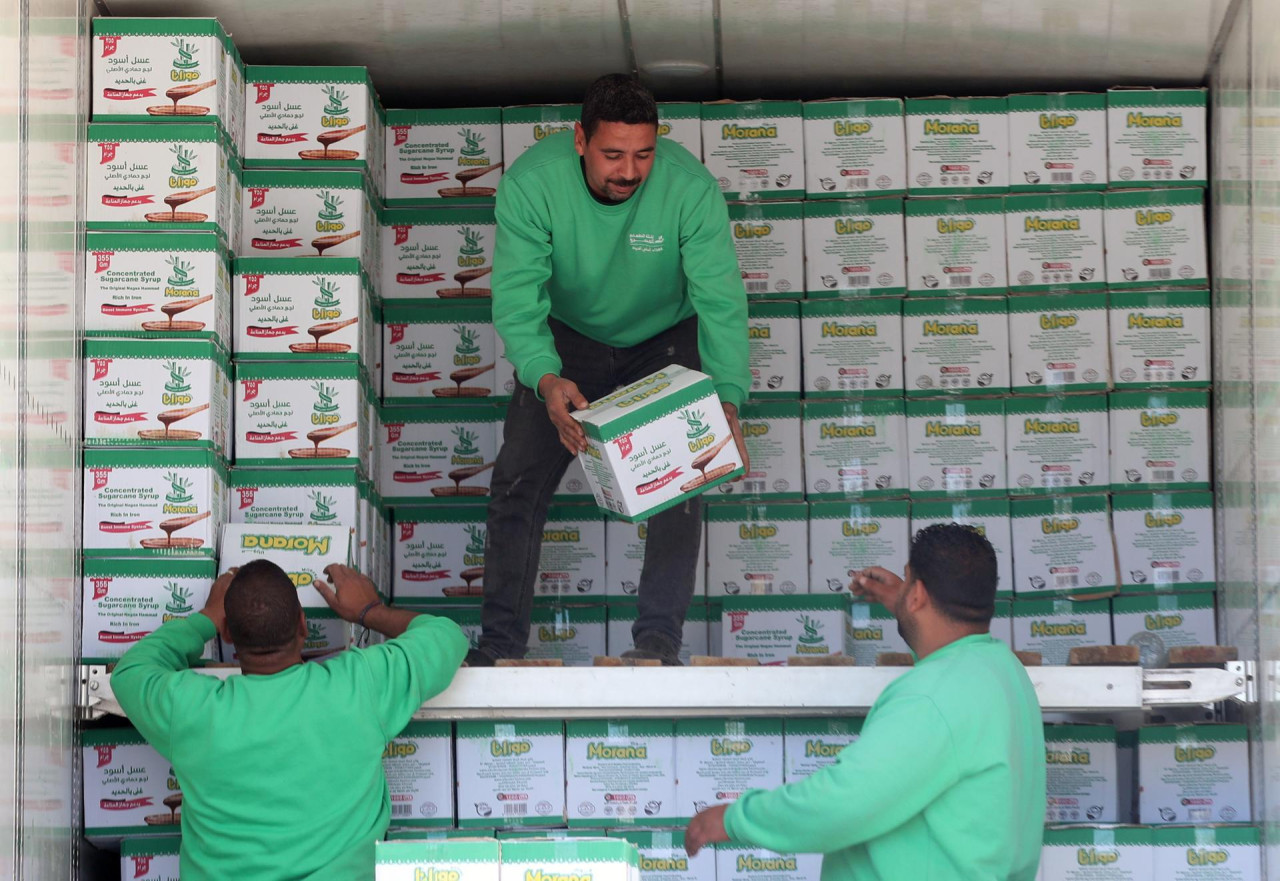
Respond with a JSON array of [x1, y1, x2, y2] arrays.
[[112, 612, 468, 881], [724, 633, 1045, 881], [492, 131, 750, 407]]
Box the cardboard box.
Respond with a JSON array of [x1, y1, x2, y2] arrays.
[[658, 103, 703, 158], [607, 600, 710, 663], [1004, 192, 1105, 292], [1139, 724, 1250, 824], [799, 298, 904, 397], [903, 297, 1010, 395], [721, 595, 853, 664], [434, 607, 482, 650], [385, 108, 503, 205], [905, 398, 1007, 498], [1103, 189, 1208, 289], [701, 100, 805, 200], [904, 196, 1007, 294], [393, 505, 488, 603], [382, 302, 496, 402], [991, 599, 1013, 646], [715, 846, 822, 881], [235, 360, 369, 470], [1109, 290, 1211, 388], [808, 500, 910, 596], [1112, 592, 1217, 668], [81, 558, 218, 663], [1113, 491, 1215, 593], [1005, 394, 1109, 496], [380, 721, 454, 828], [706, 502, 809, 597], [229, 467, 362, 530], [846, 601, 911, 664], [501, 839, 638, 881], [565, 720, 678, 826], [1010, 495, 1116, 596], [84, 339, 231, 455], [535, 505, 606, 600], [240, 168, 378, 263], [1118, 730, 1138, 823], [802, 98, 906, 198], [82, 728, 180, 841], [727, 202, 804, 298], [610, 830, 716, 881], [1011, 598, 1112, 665], [120, 837, 181, 881], [501, 105, 580, 167], [1040, 826, 1153, 880], [1108, 391, 1211, 492], [571, 366, 745, 522], [381, 207, 497, 301], [1007, 93, 1107, 191], [218, 522, 352, 611], [383, 830, 496, 841], [85, 231, 231, 347], [377, 406, 502, 504], [674, 719, 784, 820], [83, 448, 226, 558], [1044, 724, 1119, 823], [223, 38, 246, 156], [802, 197, 906, 296], [244, 65, 380, 172], [234, 257, 372, 363], [375, 839, 500, 881], [911, 499, 1014, 598], [904, 96, 1009, 194], [1107, 88, 1207, 188], [711, 401, 803, 500], [1008, 292, 1110, 394], [526, 603, 607, 665], [1151, 825, 1261, 880], [456, 720, 566, 827], [783, 718, 862, 782], [802, 399, 907, 500]]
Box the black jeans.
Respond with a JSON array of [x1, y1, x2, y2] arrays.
[[477, 316, 704, 659]]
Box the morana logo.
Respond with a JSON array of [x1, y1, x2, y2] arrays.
[[169, 144, 198, 189], [458, 226, 486, 267], [748, 325, 770, 339], [170, 38, 199, 78], [312, 277, 342, 320], [321, 86, 350, 127], [1031, 620, 1086, 637], [463, 524, 486, 566], [316, 191, 346, 233], [458, 128, 490, 165], [165, 256, 200, 299], [305, 621, 326, 647], [805, 739, 845, 758], [722, 124, 777, 139], [925, 421, 981, 437], [923, 320, 979, 336], [164, 473, 198, 515], [451, 427, 483, 466], [454, 325, 481, 366], [1127, 111, 1182, 128], [312, 381, 341, 424], [737, 856, 796, 872], [1025, 418, 1080, 435], [795, 614, 828, 653], [242, 534, 332, 555], [1128, 312, 1183, 329], [163, 583, 194, 616], [680, 408, 714, 452], [821, 321, 877, 338], [1025, 216, 1080, 232], [588, 742, 647, 759], [823, 423, 876, 439], [163, 362, 193, 406], [924, 119, 979, 135], [1046, 749, 1091, 764], [308, 491, 338, 523]]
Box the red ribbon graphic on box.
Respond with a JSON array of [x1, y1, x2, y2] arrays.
[[399, 522, 415, 541], [102, 87, 157, 100], [636, 469, 683, 495], [92, 357, 114, 379], [98, 142, 119, 164], [131, 857, 152, 878], [95, 745, 114, 767], [392, 371, 442, 384], [247, 326, 299, 337], [98, 520, 152, 533], [102, 303, 154, 316], [251, 238, 303, 251], [101, 798, 154, 811], [249, 188, 270, 208], [393, 471, 441, 483], [242, 273, 264, 294], [257, 132, 308, 144], [241, 379, 261, 401], [245, 431, 298, 444], [385, 423, 404, 443], [98, 35, 120, 56], [90, 577, 111, 600], [93, 411, 148, 425], [728, 610, 749, 633], [99, 630, 151, 644], [254, 83, 275, 103], [396, 273, 445, 285], [393, 226, 411, 246], [614, 433, 634, 458], [236, 487, 258, 509], [400, 172, 449, 185], [392, 126, 411, 146], [102, 194, 155, 207], [402, 570, 450, 582]]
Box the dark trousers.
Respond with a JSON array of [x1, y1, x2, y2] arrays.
[[477, 316, 704, 659]]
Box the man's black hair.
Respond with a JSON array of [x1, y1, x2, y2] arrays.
[[225, 559, 303, 653], [580, 73, 659, 140], [907, 523, 998, 625]]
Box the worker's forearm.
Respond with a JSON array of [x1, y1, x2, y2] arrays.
[[362, 604, 419, 639]]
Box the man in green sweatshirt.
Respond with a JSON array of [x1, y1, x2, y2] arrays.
[[112, 560, 468, 880], [685, 524, 1046, 880], [470, 74, 749, 667]]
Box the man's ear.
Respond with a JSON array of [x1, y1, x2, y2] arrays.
[[904, 578, 930, 614], [298, 609, 308, 640], [217, 621, 233, 646], [574, 122, 587, 157]]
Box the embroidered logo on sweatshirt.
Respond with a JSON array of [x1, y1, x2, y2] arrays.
[[629, 233, 665, 253]]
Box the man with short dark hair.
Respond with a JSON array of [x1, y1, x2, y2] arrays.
[[471, 73, 750, 666], [684, 524, 1046, 881], [112, 561, 468, 880]]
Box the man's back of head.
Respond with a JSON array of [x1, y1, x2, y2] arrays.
[[225, 559, 303, 658], [908, 523, 999, 627]]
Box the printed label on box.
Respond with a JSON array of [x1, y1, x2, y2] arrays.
[[728, 202, 804, 297], [701, 101, 805, 200], [803, 98, 906, 198], [383, 721, 454, 826], [455, 720, 566, 827], [1108, 391, 1211, 492], [808, 500, 910, 596], [1139, 724, 1250, 824], [903, 297, 1009, 395], [747, 301, 801, 398], [1008, 293, 1110, 394], [1011, 495, 1116, 596], [800, 298, 904, 396], [1107, 88, 1207, 187], [1044, 724, 1118, 824], [566, 720, 678, 826], [1005, 395, 1109, 496], [674, 720, 784, 820], [1008, 92, 1107, 191], [1004, 192, 1105, 292], [905, 96, 1010, 194], [803, 399, 907, 500], [905, 196, 1007, 294], [706, 502, 809, 597], [802, 198, 906, 296], [1011, 598, 1112, 665], [1109, 290, 1211, 388], [906, 398, 1007, 498]]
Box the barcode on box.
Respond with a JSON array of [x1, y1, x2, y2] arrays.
[[853, 177, 869, 189], [1051, 172, 1074, 183], [504, 803, 527, 817], [743, 479, 765, 494], [845, 275, 870, 288], [1054, 574, 1079, 589], [1048, 371, 1077, 384], [745, 281, 769, 294], [949, 275, 971, 287], [1150, 469, 1175, 481], [1148, 268, 1173, 280], [392, 804, 413, 817], [1155, 569, 1180, 584]]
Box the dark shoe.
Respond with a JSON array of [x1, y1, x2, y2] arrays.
[[464, 648, 497, 667], [620, 631, 683, 666]]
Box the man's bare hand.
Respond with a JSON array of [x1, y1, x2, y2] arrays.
[[314, 564, 381, 624], [723, 402, 749, 480], [685, 804, 730, 855], [199, 568, 237, 635], [851, 566, 907, 607], [539, 374, 589, 454]]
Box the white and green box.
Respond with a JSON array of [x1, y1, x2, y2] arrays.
[[82, 558, 218, 663], [1110, 290, 1211, 388], [808, 500, 910, 596], [846, 601, 911, 665], [382, 721, 454, 827], [727, 202, 804, 298], [245, 65, 379, 171], [84, 339, 231, 455], [1112, 592, 1217, 668], [571, 366, 745, 522], [120, 837, 181, 881], [566, 720, 678, 826], [674, 719, 784, 820], [223, 37, 246, 156], [1107, 88, 1207, 188], [88, 123, 234, 240], [1108, 391, 1211, 492], [375, 838, 500, 881], [1104, 189, 1208, 289], [83, 448, 226, 558], [235, 360, 369, 470], [1044, 724, 1119, 824], [905, 96, 1009, 194], [1008, 293, 1110, 394], [802, 399, 907, 500], [1152, 825, 1261, 880], [604, 518, 707, 597], [218, 523, 352, 611], [381, 207, 496, 300], [1011, 495, 1116, 596], [501, 104, 580, 167], [721, 594, 853, 664], [991, 599, 1014, 646], [1007, 93, 1107, 191], [803, 98, 906, 198], [1004, 192, 1104, 292], [1005, 395, 1109, 496], [903, 297, 1009, 395], [501, 839, 638, 881], [85, 231, 231, 346], [536, 504, 606, 600], [392, 505, 488, 603], [799, 298, 903, 396], [802, 198, 906, 296], [611, 830, 716, 881], [526, 603, 607, 665], [385, 108, 503, 205], [383, 830, 496, 841], [377, 406, 502, 504], [746, 300, 801, 398], [455, 720, 566, 827], [1011, 598, 1112, 665], [1113, 491, 1215, 593], [82, 728, 181, 841], [382, 302, 495, 401], [229, 466, 362, 529], [1139, 724, 1251, 824], [701, 100, 805, 200], [911, 499, 1013, 598], [1040, 826, 1153, 880], [607, 600, 710, 663], [715, 845, 821, 881], [712, 401, 803, 501], [906, 398, 1007, 498], [434, 607, 482, 650], [706, 502, 808, 597], [240, 169, 377, 264], [235, 257, 372, 363], [904, 196, 1007, 294], [556, 454, 593, 501], [658, 103, 703, 158], [783, 718, 862, 782]]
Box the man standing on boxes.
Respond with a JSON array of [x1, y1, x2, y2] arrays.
[[468, 74, 750, 667]]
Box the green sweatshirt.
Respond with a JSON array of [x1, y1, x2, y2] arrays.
[[724, 634, 1045, 881], [492, 131, 749, 407], [112, 613, 468, 881]]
